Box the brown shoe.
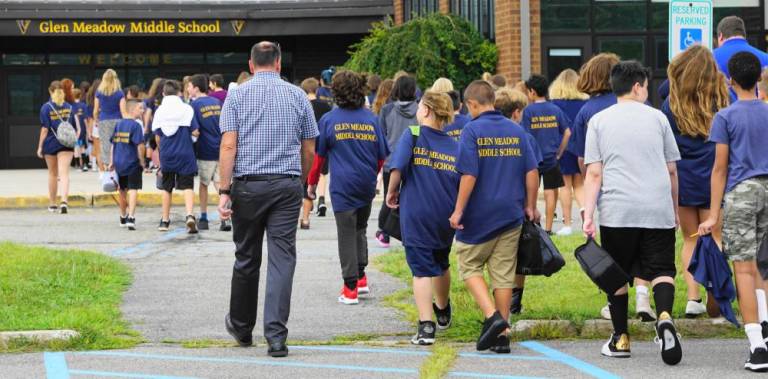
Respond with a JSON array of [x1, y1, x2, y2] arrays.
[[300, 220, 310, 230]]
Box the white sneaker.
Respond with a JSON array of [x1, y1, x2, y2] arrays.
[[685, 300, 707, 318], [600, 304, 612, 320], [556, 226, 573, 236], [636, 291, 657, 322]]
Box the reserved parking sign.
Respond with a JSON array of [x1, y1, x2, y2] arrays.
[[669, 0, 713, 59]]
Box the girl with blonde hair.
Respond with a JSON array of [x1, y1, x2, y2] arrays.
[[37, 81, 77, 213], [662, 45, 729, 318], [94, 69, 127, 170], [430, 77, 454, 93], [372, 78, 394, 115], [386, 91, 459, 345], [549, 68, 589, 236]]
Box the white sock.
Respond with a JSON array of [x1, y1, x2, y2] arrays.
[[746, 323, 766, 352], [757, 289, 768, 323], [636, 285, 649, 297]]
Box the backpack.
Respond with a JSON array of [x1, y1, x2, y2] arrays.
[[382, 126, 421, 241], [574, 237, 631, 295], [48, 102, 77, 148], [516, 220, 565, 276]]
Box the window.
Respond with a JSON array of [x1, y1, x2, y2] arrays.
[[598, 37, 645, 62], [403, 0, 439, 21], [8, 74, 42, 117], [650, 2, 668, 31], [206, 53, 249, 65], [541, 0, 590, 32], [451, 0, 495, 40], [547, 48, 583, 80], [594, 1, 647, 32], [48, 54, 92, 65], [2, 54, 45, 65]]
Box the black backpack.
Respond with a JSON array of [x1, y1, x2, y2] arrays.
[[516, 220, 565, 276], [382, 126, 420, 242], [574, 238, 631, 295]]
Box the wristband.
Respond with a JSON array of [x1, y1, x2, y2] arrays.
[[219, 188, 231, 195]]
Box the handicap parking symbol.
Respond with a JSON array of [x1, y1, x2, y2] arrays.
[[680, 28, 702, 50]]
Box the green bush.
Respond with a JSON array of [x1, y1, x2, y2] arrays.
[[345, 14, 498, 91]]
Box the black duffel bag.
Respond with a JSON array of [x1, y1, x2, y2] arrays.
[[516, 220, 565, 276], [574, 237, 630, 295]]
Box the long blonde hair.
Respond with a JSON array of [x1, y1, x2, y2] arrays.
[[668, 45, 729, 138], [549, 69, 589, 100], [420, 91, 454, 128], [430, 77, 454, 93], [97, 69, 121, 95], [372, 78, 394, 115], [49, 81, 65, 106]]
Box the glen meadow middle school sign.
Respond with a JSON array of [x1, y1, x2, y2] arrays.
[[10, 19, 247, 36]]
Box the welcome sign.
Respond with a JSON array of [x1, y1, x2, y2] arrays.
[[13, 19, 247, 36]]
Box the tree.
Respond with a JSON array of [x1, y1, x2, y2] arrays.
[[345, 14, 498, 91]]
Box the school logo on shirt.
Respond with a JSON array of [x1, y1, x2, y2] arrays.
[[476, 137, 522, 158], [16, 20, 30, 35], [334, 123, 377, 142], [413, 146, 457, 172], [530, 115, 559, 129], [199, 104, 221, 118], [446, 129, 462, 139], [49, 108, 72, 121], [230, 20, 246, 35], [113, 131, 131, 144]]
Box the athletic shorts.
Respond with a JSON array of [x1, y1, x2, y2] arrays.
[[541, 165, 565, 190], [160, 171, 194, 192], [722, 176, 768, 262], [599, 226, 676, 281], [405, 245, 450, 277], [197, 160, 219, 186], [455, 226, 521, 290], [118, 168, 143, 190]]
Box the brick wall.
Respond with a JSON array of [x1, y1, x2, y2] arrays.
[[439, 0, 450, 14], [495, 0, 541, 84], [394, 0, 403, 25]]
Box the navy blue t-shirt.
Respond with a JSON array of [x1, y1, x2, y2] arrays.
[[390, 126, 460, 249], [317, 107, 390, 213], [71, 101, 88, 140], [317, 86, 333, 105], [522, 101, 570, 170], [570, 93, 617, 158], [96, 90, 124, 121], [709, 99, 768, 193], [155, 123, 199, 176], [191, 96, 222, 161], [455, 111, 538, 244], [40, 101, 73, 155], [444, 113, 471, 141], [661, 99, 714, 208], [111, 119, 144, 176]]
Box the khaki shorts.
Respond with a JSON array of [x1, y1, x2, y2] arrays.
[[455, 226, 521, 290], [723, 176, 768, 262], [197, 160, 220, 186]]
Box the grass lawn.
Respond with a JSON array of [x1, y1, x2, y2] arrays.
[[0, 241, 140, 352], [375, 233, 741, 342]]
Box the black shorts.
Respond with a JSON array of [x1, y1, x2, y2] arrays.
[[600, 226, 676, 282], [541, 165, 565, 190], [161, 171, 194, 192], [118, 168, 143, 190]]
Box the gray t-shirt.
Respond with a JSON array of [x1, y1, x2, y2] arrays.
[[584, 101, 681, 229]]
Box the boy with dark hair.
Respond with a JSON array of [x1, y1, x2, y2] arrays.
[[583, 61, 682, 365], [187, 74, 229, 231], [700, 52, 768, 372], [208, 74, 227, 103], [110, 99, 145, 230], [450, 80, 540, 353], [153, 80, 200, 234], [443, 90, 470, 141]]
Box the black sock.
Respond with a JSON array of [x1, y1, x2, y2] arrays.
[[653, 282, 675, 316], [513, 288, 524, 296], [607, 293, 629, 335], [344, 279, 357, 291], [358, 269, 366, 279], [319, 196, 325, 205]]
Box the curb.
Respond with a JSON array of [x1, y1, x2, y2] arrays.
[[511, 318, 738, 339], [0, 193, 221, 209], [0, 330, 80, 344]]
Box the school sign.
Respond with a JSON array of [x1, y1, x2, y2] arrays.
[[668, 0, 713, 59], [10, 19, 246, 36]]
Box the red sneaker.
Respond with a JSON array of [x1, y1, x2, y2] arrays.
[[338, 285, 359, 305], [357, 275, 370, 295]]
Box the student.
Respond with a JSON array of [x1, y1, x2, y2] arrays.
[[94, 69, 127, 171], [430, 77, 454, 94], [208, 74, 228, 104], [110, 99, 146, 230], [386, 91, 458, 345], [662, 46, 730, 318], [367, 74, 381, 106], [153, 80, 200, 234], [143, 78, 165, 172], [372, 79, 394, 116], [307, 70, 389, 305], [444, 91, 470, 141], [125, 85, 140, 100], [583, 61, 682, 365], [713, 16, 768, 80], [491, 74, 507, 90], [450, 80, 539, 353], [299, 77, 333, 229], [522, 74, 571, 235], [318, 67, 335, 105], [377, 74, 418, 248], [71, 88, 90, 172], [699, 52, 768, 372], [37, 81, 76, 214], [549, 69, 589, 236]]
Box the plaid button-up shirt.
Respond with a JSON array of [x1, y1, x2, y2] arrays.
[[220, 71, 319, 177]]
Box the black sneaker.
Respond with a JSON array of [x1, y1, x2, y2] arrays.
[[126, 217, 136, 231], [477, 311, 509, 351], [158, 219, 170, 231], [510, 288, 524, 315], [198, 218, 209, 230], [489, 335, 511, 354], [761, 321, 768, 344], [120, 215, 128, 227], [655, 312, 682, 365], [186, 215, 198, 234], [410, 321, 436, 345], [433, 301, 452, 330], [317, 203, 327, 217], [601, 333, 631, 358], [60, 202, 68, 214], [746, 347, 768, 372], [220, 219, 232, 232]]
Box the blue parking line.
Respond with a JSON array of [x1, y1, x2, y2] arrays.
[[520, 341, 620, 379], [44, 352, 70, 379], [110, 213, 221, 257], [449, 372, 548, 379], [69, 370, 198, 379]]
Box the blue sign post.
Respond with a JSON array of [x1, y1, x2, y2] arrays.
[[669, 0, 713, 60]]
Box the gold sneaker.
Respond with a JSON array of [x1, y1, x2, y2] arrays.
[[601, 333, 631, 358]]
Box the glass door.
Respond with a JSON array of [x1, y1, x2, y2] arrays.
[[541, 35, 592, 82], [2, 69, 46, 168]]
